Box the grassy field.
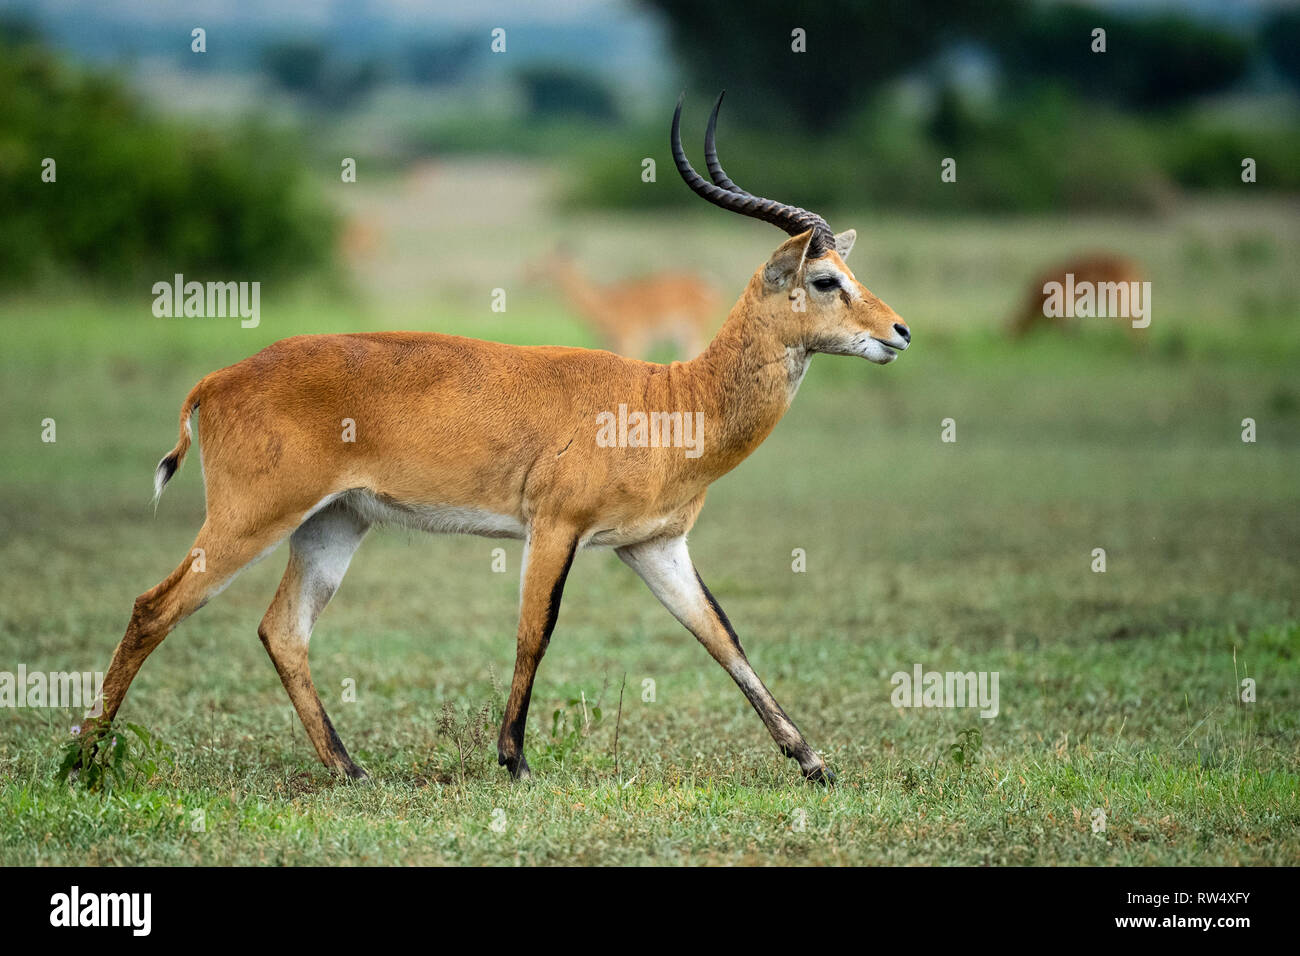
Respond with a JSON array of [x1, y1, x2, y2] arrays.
[[0, 187, 1297, 865]]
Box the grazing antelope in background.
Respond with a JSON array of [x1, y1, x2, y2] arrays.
[[527, 246, 720, 359], [1010, 253, 1146, 339], [78, 94, 910, 784]]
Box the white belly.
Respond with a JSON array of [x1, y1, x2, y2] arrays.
[[340, 489, 527, 540], [317, 489, 679, 550]]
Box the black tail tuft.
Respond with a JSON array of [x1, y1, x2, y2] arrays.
[[152, 452, 180, 503]]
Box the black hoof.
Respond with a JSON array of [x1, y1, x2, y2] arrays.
[[340, 762, 370, 782], [499, 752, 531, 781], [803, 764, 836, 786]]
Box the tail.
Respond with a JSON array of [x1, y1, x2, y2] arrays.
[[152, 379, 205, 506]]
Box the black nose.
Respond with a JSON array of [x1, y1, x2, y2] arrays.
[[893, 323, 911, 343]]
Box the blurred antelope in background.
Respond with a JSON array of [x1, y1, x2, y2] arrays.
[[1010, 253, 1146, 339], [338, 215, 383, 267], [79, 93, 910, 785], [527, 246, 720, 359]]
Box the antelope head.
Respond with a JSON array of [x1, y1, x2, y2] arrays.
[[672, 93, 911, 364]]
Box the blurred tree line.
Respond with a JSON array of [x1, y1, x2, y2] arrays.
[[260, 40, 383, 112], [259, 35, 618, 123], [0, 20, 335, 290], [644, 0, 1262, 129], [575, 0, 1298, 212]]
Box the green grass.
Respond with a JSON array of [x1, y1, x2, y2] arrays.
[[0, 200, 1297, 865]]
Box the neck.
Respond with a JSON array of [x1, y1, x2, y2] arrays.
[[673, 278, 809, 482]]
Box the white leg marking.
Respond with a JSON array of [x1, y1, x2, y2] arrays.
[[288, 503, 370, 642], [615, 535, 712, 634]]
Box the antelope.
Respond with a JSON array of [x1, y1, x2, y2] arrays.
[[339, 215, 383, 267], [527, 247, 720, 359], [77, 94, 910, 785], [1010, 253, 1146, 339]]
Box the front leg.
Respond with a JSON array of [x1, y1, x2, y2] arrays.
[[616, 535, 833, 783], [497, 521, 579, 780]]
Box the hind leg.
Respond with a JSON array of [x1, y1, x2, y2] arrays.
[[81, 516, 294, 741], [257, 502, 370, 778]]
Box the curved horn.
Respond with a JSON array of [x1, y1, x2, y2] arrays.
[[704, 91, 750, 196], [672, 92, 835, 258]]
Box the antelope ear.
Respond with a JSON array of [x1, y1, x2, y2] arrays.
[[763, 230, 814, 289], [834, 229, 856, 260]]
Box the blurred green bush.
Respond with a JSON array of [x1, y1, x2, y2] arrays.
[[0, 30, 337, 289], [570, 88, 1300, 214]]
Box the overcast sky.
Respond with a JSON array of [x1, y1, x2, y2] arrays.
[[5, 0, 1296, 28], [5, 0, 637, 27]]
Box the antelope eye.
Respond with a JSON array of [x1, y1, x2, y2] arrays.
[[811, 276, 840, 292]]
